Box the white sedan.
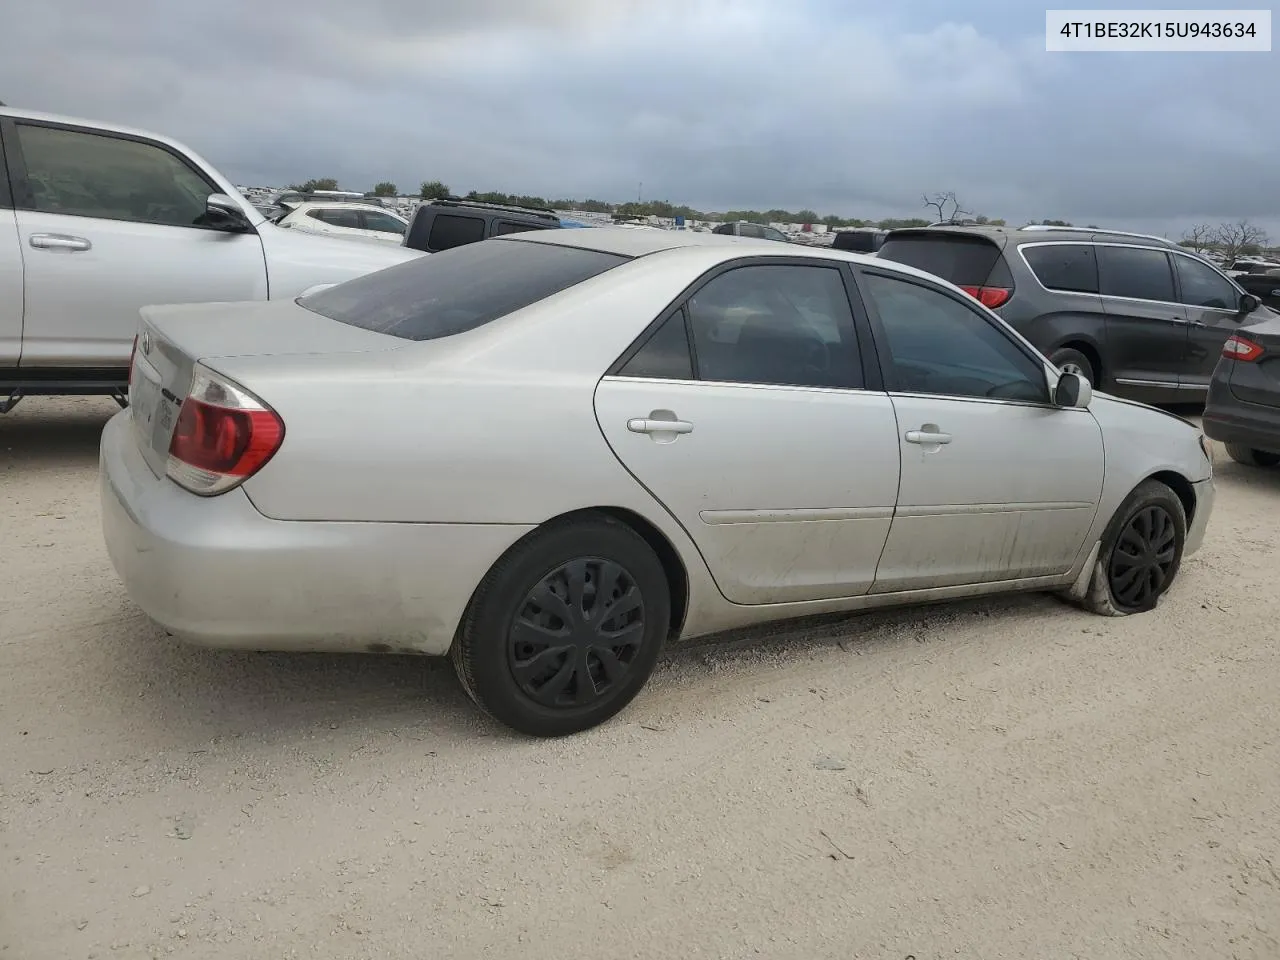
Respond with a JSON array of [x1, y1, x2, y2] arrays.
[[100, 229, 1215, 736]]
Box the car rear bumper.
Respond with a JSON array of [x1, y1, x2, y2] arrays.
[[1186, 477, 1214, 558], [99, 410, 533, 655], [1203, 399, 1280, 455]]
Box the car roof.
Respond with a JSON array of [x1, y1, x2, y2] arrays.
[[501, 226, 949, 283], [289, 201, 406, 216], [0, 106, 189, 147], [889, 223, 1187, 250]]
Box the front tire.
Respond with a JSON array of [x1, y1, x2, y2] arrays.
[[1070, 479, 1187, 617], [451, 515, 670, 737], [1049, 347, 1096, 386], [1224, 443, 1280, 467]]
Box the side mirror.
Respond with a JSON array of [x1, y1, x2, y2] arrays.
[[1239, 293, 1261, 316], [1054, 371, 1092, 409], [198, 193, 253, 233]]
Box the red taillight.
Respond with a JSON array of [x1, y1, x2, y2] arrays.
[[958, 285, 1012, 309], [1223, 335, 1264, 362], [166, 367, 284, 496], [128, 335, 138, 387]]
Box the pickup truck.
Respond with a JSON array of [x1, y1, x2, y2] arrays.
[[0, 107, 422, 412]]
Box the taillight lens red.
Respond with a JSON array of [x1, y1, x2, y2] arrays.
[[1223, 335, 1264, 362], [166, 367, 284, 496], [958, 285, 1012, 309]]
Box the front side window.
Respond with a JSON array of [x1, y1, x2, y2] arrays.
[[17, 123, 214, 228], [300, 239, 628, 341], [1096, 245, 1175, 302], [362, 211, 407, 235], [763, 227, 789, 243], [1174, 254, 1239, 310], [1021, 243, 1098, 293], [684, 264, 862, 389], [860, 272, 1049, 403], [427, 213, 486, 250]]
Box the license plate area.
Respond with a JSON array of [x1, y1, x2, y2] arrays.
[[130, 359, 178, 469]]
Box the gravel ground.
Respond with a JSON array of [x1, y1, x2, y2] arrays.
[[2, 397, 1278, 960]]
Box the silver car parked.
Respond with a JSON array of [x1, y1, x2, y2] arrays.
[[100, 229, 1215, 736]]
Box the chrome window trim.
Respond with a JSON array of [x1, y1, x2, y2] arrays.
[[1016, 240, 1246, 310], [599, 374, 877, 396], [601, 375, 1090, 413]]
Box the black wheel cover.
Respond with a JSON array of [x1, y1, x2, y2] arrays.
[[1108, 504, 1178, 608], [506, 558, 646, 709]]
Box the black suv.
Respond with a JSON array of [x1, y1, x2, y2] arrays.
[[876, 224, 1262, 403], [403, 198, 562, 253]]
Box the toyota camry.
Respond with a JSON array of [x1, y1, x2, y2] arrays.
[[101, 228, 1215, 736]]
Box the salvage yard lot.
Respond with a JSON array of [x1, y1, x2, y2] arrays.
[[2, 397, 1278, 960]]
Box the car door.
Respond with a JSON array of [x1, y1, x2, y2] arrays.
[[1095, 243, 1187, 396], [854, 267, 1104, 592], [0, 127, 20, 366], [4, 118, 267, 368], [1172, 251, 1250, 396], [594, 259, 901, 605], [359, 209, 408, 243]]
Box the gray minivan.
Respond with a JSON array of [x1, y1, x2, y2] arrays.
[[876, 224, 1266, 404]]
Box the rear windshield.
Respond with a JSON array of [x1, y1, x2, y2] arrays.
[[299, 239, 630, 341], [832, 231, 885, 253], [877, 233, 1005, 286]]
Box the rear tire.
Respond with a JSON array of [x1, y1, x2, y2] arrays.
[[1224, 443, 1280, 467], [1064, 479, 1187, 617], [451, 514, 670, 737], [1049, 347, 1096, 386]]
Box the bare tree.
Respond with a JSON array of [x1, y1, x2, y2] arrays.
[[922, 191, 965, 223], [1213, 219, 1270, 264], [1180, 223, 1215, 253]]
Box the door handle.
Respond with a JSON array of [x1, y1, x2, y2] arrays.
[[628, 417, 693, 435], [30, 233, 91, 252], [905, 428, 952, 445]]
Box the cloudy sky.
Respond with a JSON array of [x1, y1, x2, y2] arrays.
[[1, 0, 1276, 235]]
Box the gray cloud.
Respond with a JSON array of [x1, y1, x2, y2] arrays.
[[3, 0, 1278, 235]]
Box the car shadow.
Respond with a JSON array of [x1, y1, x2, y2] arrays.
[[88, 590, 1061, 751], [0, 397, 119, 468]]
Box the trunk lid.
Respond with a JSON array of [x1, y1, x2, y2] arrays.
[[1229, 310, 1280, 408], [129, 299, 406, 477]]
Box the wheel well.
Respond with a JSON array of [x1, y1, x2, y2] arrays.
[[1058, 340, 1102, 384], [590, 507, 689, 639], [1150, 470, 1196, 525]]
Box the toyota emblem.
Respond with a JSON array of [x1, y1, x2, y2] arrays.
[[140, 331, 152, 356]]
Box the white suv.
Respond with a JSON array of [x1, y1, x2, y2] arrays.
[[0, 107, 422, 410], [275, 202, 409, 245]]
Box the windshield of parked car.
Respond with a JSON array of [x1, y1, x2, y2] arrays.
[[298, 238, 630, 340]]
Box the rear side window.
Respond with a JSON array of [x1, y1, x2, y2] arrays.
[[618, 311, 695, 380], [877, 233, 1007, 287], [300, 239, 629, 341], [1096, 246, 1175, 302], [427, 213, 485, 250], [1021, 243, 1098, 293], [492, 220, 543, 236]]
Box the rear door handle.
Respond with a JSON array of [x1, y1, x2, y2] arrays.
[[30, 233, 91, 252], [628, 418, 693, 435], [905, 429, 952, 445]]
